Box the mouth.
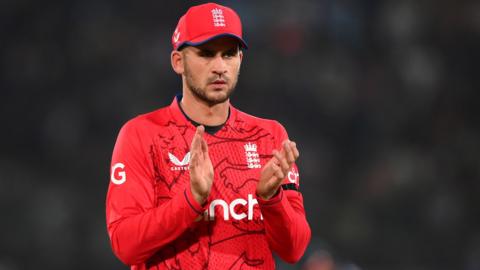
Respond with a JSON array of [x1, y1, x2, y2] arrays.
[[209, 80, 227, 90], [210, 80, 227, 85]]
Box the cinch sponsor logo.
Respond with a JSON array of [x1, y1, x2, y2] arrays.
[[202, 194, 263, 221]]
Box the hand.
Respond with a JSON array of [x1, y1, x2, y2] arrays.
[[189, 126, 214, 205], [256, 140, 299, 200]]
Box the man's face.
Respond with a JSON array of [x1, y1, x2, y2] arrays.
[[181, 37, 243, 106]]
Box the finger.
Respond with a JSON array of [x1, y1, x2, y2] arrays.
[[291, 141, 300, 159], [272, 163, 285, 180], [191, 126, 203, 151], [283, 140, 295, 165], [195, 125, 205, 146], [271, 149, 280, 163], [201, 136, 209, 154], [273, 150, 289, 174], [261, 158, 277, 179], [190, 144, 200, 168], [189, 151, 198, 168], [258, 162, 284, 199], [265, 175, 281, 193], [196, 125, 205, 134], [192, 126, 206, 157]]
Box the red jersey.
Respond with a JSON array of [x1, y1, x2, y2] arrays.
[[106, 96, 311, 269]]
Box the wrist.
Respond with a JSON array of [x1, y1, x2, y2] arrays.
[[256, 188, 280, 200], [191, 186, 208, 205]]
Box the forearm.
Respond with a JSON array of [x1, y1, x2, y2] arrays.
[[108, 188, 204, 265], [258, 189, 311, 263]]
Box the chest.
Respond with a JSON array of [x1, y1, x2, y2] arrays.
[[148, 125, 277, 204]]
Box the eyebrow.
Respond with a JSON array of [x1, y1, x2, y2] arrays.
[[196, 46, 239, 54]]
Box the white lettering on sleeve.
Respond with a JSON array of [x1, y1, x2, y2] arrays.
[[111, 163, 126, 185]]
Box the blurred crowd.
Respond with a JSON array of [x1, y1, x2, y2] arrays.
[[1, 0, 479, 269]]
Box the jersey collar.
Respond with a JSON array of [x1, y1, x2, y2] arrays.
[[168, 94, 238, 131]]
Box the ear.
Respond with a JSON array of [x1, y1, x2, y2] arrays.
[[239, 49, 243, 62], [171, 50, 184, 75], [238, 49, 243, 69]]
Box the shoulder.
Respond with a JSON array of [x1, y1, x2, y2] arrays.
[[234, 108, 288, 138], [118, 105, 171, 136]]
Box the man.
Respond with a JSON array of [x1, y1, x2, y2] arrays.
[[106, 3, 311, 269]]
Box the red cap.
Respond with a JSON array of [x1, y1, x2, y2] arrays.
[[172, 3, 248, 50]]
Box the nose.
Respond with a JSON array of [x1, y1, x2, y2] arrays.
[[211, 55, 227, 76]]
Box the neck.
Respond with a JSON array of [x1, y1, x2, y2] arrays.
[[180, 90, 230, 126]]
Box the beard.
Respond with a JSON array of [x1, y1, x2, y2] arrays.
[[184, 62, 238, 106]]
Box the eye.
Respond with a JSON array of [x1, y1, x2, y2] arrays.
[[198, 50, 215, 58], [223, 49, 238, 58]]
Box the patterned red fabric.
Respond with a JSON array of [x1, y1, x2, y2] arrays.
[[106, 96, 311, 269]]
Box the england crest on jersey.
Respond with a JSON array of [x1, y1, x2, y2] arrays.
[[244, 142, 261, 169]]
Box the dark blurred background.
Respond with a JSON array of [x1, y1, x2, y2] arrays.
[[1, 0, 479, 269]]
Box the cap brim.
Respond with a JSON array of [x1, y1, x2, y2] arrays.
[[177, 33, 248, 50]]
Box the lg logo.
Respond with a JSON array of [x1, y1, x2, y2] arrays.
[[111, 163, 126, 185]]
